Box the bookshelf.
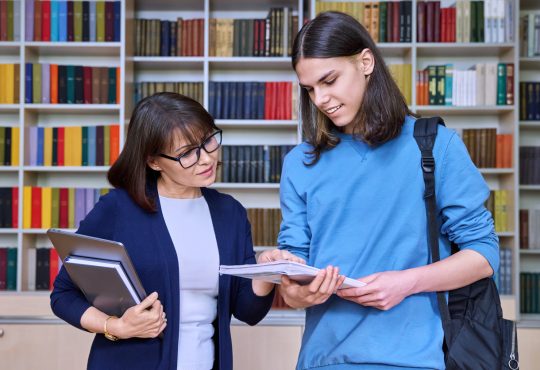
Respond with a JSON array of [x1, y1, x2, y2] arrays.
[[1, 0, 540, 368]]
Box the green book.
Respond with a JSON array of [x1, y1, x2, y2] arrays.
[[497, 63, 507, 105], [51, 188, 60, 228], [103, 125, 110, 166], [74, 1, 83, 42], [68, 188, 75, 229], [33, 64, 42, 104], [6, 247, 17, 291], [96, 1, 105, 42], [379, 2, 387, 43], [82, 126, 88, 166], [108, 67, 116, 104], [0, 127, 5, 165], [7, 0, 14, 41], [66, 65, 75, 104]]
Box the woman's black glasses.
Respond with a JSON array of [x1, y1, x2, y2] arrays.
[[159, 130, 222, 169]]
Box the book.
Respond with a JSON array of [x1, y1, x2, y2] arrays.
[[63, 255, 141, 317], [219, 261, 366, 289]]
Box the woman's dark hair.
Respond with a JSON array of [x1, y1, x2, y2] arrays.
[[292, 11, 412, 164], [108, 92, 218, 212]]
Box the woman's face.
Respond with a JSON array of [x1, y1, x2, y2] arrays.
[[295, 50, 374, 134], [148, 128, 220, 198]]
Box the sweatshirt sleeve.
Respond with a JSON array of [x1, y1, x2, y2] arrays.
[[277, 153, 311, 261], [50, 191, 118, 330], [231, 208, 274, 325], [437, 133, 500, 273]]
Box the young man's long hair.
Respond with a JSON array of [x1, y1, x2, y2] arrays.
[[292, 11, 412, 165]]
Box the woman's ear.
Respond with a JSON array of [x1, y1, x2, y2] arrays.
[[147, 156, 161, 172], [357, 48, 375, 76]]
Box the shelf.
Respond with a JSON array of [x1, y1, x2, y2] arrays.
[[211, 183, 280, 189], [518, 315, 540, 328], [22, 166, 110, 172], [0, 104, 20, 112], [520, 249, 540, 255], [377, 43, 413, 57], [216, 120, 298, 128], [520, 185, 540, 191], [0, 42, 20, 54], [520, 57, 540, 69], [0, 167, 19, 172], [415, 105, 514, 115], [231, 309, 305, 326], [24, 42, 121, 57], [479, 168, 514, 175], [131, 56, 204, 70], [497, 232, 515, 238], [254, 246, 276, 252], [520, 121, 540, 128], [416, 43, 514, 57], [0, 229, 18, 234], [23, 104, 121, 113], [208, 57, 292, 70]]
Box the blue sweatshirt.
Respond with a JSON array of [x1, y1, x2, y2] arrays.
[[278, 116, 499, 370]]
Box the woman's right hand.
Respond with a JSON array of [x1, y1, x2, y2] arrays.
[[108, 292, 166, 339], [279, 266, 346, 309]]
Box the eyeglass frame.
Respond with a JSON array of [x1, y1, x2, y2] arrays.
[[158, 129, 223, 169]]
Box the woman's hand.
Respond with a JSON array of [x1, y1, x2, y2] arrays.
[[252, 249, 306, 296], [108, 292, 167, 339], [279, 266, 346, 309], [336, 270, 416, 311]]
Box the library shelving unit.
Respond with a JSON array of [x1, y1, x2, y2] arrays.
[[1, 0, 540, 369]]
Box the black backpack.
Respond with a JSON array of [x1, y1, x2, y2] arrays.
[[413, 117, 519, 370]]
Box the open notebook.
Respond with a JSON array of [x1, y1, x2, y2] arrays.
[[219, 261, 365, 289]]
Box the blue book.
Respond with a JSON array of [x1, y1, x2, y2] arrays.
[[58, 1, 68, 42], [87, 125, 96, 166], [208, 81, 216, 117], [229, 82, 237, 119], [222, 82, 230, 119], [51, 1, 59, 42], [235, 82, 244, 119], [244, 82, 252, 119], [113, 1, 121, 42], [66, 65, 75, 104], [160, 21, 170, 56], [89, 1, 96, 42], [257, 82, 265, 119], [37, 127, 45, 166], [82, 126, 88, 166], [215, 82, 222, 119], [25, 63, 33, 104]]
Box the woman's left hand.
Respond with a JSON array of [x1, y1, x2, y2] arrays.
[[252, 249, 305, 296], [336, 270, 416, 311]]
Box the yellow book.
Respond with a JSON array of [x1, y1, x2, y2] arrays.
[[44, 127, 53, 166], [403, 64, 412, 105], [64, 127, 72, 166], [72, 125, 82, 166], [23, 186, 32, 229], [73, 1, 83, 42], [103, 125, 110, 166], [96, 1, 105, 42], [5, 64, 15, 104], [41, 187, 52, 229], [11, 126, 19, 166], [68, 188, 75, 229], [0, 65, 5, 103]]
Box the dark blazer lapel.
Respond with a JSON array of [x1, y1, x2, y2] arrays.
[[202, 187, 233, 267]]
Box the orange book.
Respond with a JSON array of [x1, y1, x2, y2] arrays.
[[49, 248, 59, 290], [109, 124, 120, 164], [495, 134, 503, 168], [504, 134, 513, 168], [50, 64, 58, 104]]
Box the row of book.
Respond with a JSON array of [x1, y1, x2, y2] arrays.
[[25, 63, 119, 104], [519, 82, 540, 121], [494, 248, 512, 295], [0, 126, 19, 166], [416, 63, 513, 106], [21, 186, 109, 229], [0, 0, 19, 41], [34, 247, 60, 291], [135, 18, 203, 57], [209, 8, 298, 57], [418, 0, 514, 43], [316, 1, 413, 43], [133, 82, 203, 106], [520, 272, 540, 314], [461, 129, 512, 169], [25, 0, 121, 42], [485, 190, 511, 233], [217, 145, 294, 184], [0, 64, 19, 104], [25, 124, 120, 167], [0, 247, 17, 290], [208, 82, 298, 121], [247, 208, 282, 247], [519, 208, 540, 250], [519, 147, 540, 185], [520, 12, 540, 57]]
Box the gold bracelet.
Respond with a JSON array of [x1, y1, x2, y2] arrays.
[[103, 316, 119, 341]]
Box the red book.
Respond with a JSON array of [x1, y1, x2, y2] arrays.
[[506, 63, 514, 105], [451, 8, 456, 42], [0, 1, 7, 41], [105, 1, 114, 42], [57, 127, 65, 166], [31, 187, 42, 229], [440, 8, 446, 43], [272, 82, 279, 120], [433, 1, 441, 42], [59, 188, 69, 228], [417, 1, 426, 43], [12, 187, 18, 228], [198, 19, 204, 56], [392, 1, 400, 43], [49, 248, 59, 290], [50, 64, 58, 104], [41, 0, 51, 42], [83, 66, 92, 104], [286, 82, 292, 120], [109, 125, 120, 164]]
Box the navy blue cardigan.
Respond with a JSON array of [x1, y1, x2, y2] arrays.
[[50, 186, 274, 370]]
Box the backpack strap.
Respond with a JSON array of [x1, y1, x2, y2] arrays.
[[413, 117, 454, 345]]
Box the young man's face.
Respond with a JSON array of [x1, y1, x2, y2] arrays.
[[295, 50, 374, 134]]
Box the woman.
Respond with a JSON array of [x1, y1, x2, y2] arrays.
[[269, 12, 499, 370], [50, 92, 278, 370]]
